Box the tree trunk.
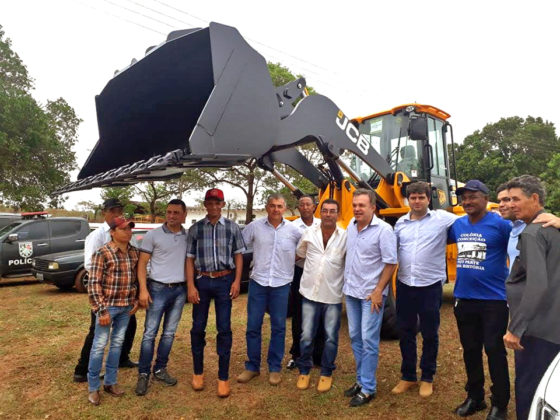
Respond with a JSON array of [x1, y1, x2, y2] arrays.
[[245, 173, 255, 224], [150, 201, 156, 223]]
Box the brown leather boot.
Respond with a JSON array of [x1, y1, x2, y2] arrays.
[[217, 380, 230, 398], [391, 380, 417, 394], [103, 384, 125, 397], [192, 374, 204, 391], [88, 390, 100, 406]]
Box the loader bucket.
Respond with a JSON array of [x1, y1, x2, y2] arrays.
[[78, 22, 280, 180]]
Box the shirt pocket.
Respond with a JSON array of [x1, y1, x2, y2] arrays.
[[278, 235, 295, 252]]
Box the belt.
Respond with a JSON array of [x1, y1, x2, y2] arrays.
[[197, 269, 232, 278], [148, 279, 185, 287]]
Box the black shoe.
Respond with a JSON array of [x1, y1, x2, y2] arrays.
[[153, 368, 178, 386], [286, 359, 297, 370], [454, 398, 488, 417], [135, 373, 149, 396], [486, 406, 507, 420], [349, 391, 375, 407], [119, 359, 139, 368], [344, 382, 362, 398], [73, 373, 87, 383]]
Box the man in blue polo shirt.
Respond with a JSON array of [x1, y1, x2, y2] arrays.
[[449, 180, 511, 420]]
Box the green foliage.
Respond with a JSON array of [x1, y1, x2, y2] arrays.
[[452, 116, 559, 201], [0, 26, 79, 210], [541, 153, 560, 213], [100, 186, 136, 217]]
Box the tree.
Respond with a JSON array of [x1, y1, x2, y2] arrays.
[[100, 186, 136, 217], [0, 26, 79, 210], [451, 116, 559, 200], [135, 182, 175, 222], [541, 153, 560, 213]]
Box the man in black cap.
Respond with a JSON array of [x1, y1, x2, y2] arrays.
[[448, 180, 512, 420], [73, 198, 139, 382]]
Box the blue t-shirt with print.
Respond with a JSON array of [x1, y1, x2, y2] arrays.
[[448, 211, 512, 300]]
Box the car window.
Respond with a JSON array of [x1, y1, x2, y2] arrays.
[[132, 230, 148, 247], [0, 221, 22, 236], [16, 222, 48, 240], [51, 220, 83, 237]]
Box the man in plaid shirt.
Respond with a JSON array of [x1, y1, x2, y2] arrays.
[[87, 217, 139, 406], [187, 188, 245, 398]]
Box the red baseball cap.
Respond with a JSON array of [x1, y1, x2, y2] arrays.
[[109, 217, 135, 230], [205, 188, 224, 201]]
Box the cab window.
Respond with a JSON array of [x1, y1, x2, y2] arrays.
[[51, 220, 82, 237], [16, 222, 48, 240]]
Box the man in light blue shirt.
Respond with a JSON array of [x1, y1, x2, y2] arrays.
[[343, 189, 397, 407], [237, 193, 301, 386], [497, 183, 526, 273], [392, 182, 457, 398]]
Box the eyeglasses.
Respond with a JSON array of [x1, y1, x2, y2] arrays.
[[320, 209, 338, 215]]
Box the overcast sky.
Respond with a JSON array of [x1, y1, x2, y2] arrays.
[[2, 0, 559, 209]]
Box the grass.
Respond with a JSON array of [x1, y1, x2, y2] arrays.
[[0, 279, 516, 419]]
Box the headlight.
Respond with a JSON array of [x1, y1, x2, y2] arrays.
[[48, 262, 59, 270], [31, 260, 36, 267], [536, 398, 559, 420]]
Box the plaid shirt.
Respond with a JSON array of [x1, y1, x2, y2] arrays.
[[186, 216, 245, 272], [88, 242, 139, 317]]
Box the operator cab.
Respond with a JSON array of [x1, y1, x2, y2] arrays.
[[351, 104, 456, 209]]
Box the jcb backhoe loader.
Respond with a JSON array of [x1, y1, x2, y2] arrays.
[[56, 23, 470, 337]]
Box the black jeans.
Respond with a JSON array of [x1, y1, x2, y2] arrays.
[[396, 281, 442, 382], [74, 310, 137, 376], [514, 335, 560, 420], [453, 298, 510, 409], [190, 274, 233, 380], [288, 265, 324, 365]]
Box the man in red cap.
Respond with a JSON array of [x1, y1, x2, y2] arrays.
[[186, 188, 245, 398], [87, 217, 139, 405]]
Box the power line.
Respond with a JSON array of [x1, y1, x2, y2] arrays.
[[122, 0, 201, 28], [102, 0, 174, 29]]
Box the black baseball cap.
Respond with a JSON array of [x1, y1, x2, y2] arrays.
[[456, 180, 489, 196], [102, 198, 124, 210]]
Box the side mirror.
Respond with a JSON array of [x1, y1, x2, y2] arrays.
[[7, 233, 18, 242], [408, 117, 429, 141]]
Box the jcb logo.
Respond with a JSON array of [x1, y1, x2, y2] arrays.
[[335, 112, 370, 155]]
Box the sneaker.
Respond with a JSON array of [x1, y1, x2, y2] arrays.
[[344, 382, 362, 397], [317, 376, 332, 393], [135, 373, 149, 396], [391, 380, 417, 394], [286, 359, 297, 370], [349, 391, 376, 407], [296, 374, 310, 390], [153, 368, 177, 386], [237, 370, 260, 383]]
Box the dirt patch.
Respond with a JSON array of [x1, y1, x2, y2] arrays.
[[0, 281, 516, 419]]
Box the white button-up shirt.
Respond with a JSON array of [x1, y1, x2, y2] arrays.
[[394, 209, 458, 287], [297, 224, 347, 304], [344, 215, 398, 299], [84, 222, 111, 271], [242, 217, 302, 287], [292, 216, 320, 268]]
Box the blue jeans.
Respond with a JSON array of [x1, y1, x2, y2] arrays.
[[190, 274, 233, 380], [345, 294, 385, 395], [87, 305, 132, 392], [297, 297, 342, 376], [396, 281, 442, 382], [245, 279, 291, 373], [138, 281, 187, 375]]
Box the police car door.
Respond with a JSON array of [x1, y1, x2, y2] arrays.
[[4, 221, 50, 275]]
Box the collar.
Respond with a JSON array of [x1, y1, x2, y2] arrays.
[[102, 221, 111, 232], [404, 209, 433, 221], [353, 214, 380, 227], [512, 219, 526, 228], [162, 222, 186, 234], [107, 241, 131, 253], [528, 209, 545, 224], [265, 217, 286, 227], [203, 216, 225, 226]]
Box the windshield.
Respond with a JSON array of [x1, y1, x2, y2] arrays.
[[352, 113, 423, 182]]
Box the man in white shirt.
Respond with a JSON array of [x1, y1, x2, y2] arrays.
[[295, 199, 346, 393], [392, 182, 457, 398], [287, 195, 321, 370], [237, 194, 302, 386], [73, 199, 138, 382]]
